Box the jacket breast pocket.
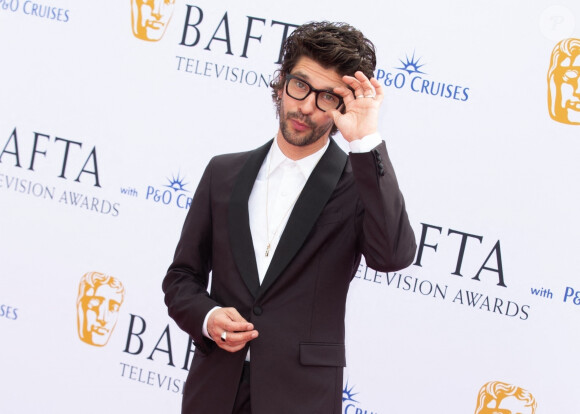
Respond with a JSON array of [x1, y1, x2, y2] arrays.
[[299, 342, 346, 367]]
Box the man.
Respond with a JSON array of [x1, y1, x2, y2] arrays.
[[474, 381, 537, 414], [547, 37, 580, 125], [163, 21, 416, 413], [76, 271, 125, 347]]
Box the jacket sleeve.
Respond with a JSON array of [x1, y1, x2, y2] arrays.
[[350, 141, 417, 272], [162, 158, 219, 354]]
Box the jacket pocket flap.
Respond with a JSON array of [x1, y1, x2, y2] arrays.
[[299, 342, 346, 367]]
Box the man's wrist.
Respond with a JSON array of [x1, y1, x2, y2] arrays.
[[202, 306, 222, 341], [349, 132, 382, 153]]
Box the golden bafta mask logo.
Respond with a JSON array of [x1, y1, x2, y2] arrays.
[[548, 38, 580, 125], [131, 0, 176, 42], [76, 271, 125, 347], [474, 381, 537, 414]]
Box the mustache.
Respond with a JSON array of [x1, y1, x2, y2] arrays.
[[287, 111, 315, 128]]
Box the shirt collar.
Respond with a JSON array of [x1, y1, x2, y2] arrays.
[[267, 137, 330, 180]]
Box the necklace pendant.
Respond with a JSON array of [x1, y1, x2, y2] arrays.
[[265, 244, 270, 257]]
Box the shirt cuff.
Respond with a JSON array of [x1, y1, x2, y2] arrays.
[[348, 132, 382, 153], [202, 306, 221, 341]]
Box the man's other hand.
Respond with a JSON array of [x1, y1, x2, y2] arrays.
[[208, 307, 259, 352]]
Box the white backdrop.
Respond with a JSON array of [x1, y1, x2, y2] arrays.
[[1, 0, 579, 413]]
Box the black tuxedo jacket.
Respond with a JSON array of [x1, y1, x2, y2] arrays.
[[163, 138, 416, 414]]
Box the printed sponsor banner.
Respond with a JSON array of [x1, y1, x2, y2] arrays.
[[1, 1, 579, 413]]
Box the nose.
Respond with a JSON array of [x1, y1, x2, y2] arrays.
[[299, 92, 318, 114]]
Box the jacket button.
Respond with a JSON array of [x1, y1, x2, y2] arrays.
[[253, 306, 263, 316]]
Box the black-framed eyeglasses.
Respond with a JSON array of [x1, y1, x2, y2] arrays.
[[284, 74, 344, 112]]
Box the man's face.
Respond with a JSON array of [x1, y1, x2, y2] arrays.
[[131, 0, 175, 41], [479, 396, 534, 414], [278, 56, 345, 149], [550, 53, 580, 124], [78, 284, 123, 346]]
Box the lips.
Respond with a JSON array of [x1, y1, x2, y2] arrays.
[[567, 100, 580, 110], [290, 118, 311, 132]]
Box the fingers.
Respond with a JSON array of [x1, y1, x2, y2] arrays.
[[329, 71, 382, 142], [370, 77, 384, 101], [336, 71, 383, 105], [219, 329, 259, 352], [221, 307, 254, 332], [208, 307, 259, 353]]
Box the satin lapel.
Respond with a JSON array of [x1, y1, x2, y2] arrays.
[[228, 140, 272, 298], [258, 139, 348, 298]]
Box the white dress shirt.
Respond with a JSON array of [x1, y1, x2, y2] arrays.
[[248, 137, 329, 284], [202, 133, 382, 340]]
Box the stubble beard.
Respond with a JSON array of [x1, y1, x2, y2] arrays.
[[279, 104, 333, 147]]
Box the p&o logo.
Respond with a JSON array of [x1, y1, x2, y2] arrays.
[[342, 380, 378, 414], [131, 0, 176, 41], [474, 381, 537, 414], [548, 38, 580, 125], [375, 51, 470, 102], [143, 172, 192, 209], [76, 271, 125, 347]]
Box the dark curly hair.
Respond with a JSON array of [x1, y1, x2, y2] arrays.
[[270, 21, 377, 137]]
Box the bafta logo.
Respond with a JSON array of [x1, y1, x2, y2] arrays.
[[131, 0, 176, 42], [474, 381, 537, 414], [548, 38, 580, 125], [76, 271, 125, 347]]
